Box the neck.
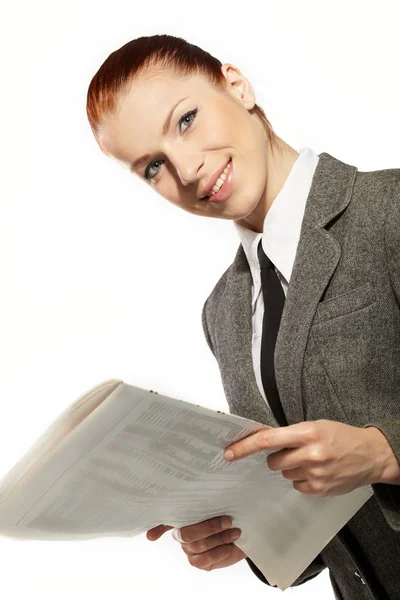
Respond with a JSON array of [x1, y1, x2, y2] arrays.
[[234, 137, 300, 233]]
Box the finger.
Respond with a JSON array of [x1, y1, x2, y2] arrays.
[[267, 447, 305, 471], [146, 525, 174, 541], [202, 545, 248, 571], [180, 528, 242, 556], [281, 468, 307, 481], [293, 479, 327, 496], [174, 516, 233, 544], [224, 422, 316, 461], [187, 543, 235, 570]]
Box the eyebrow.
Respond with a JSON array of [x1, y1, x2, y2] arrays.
[[129, 96, 188, 173]]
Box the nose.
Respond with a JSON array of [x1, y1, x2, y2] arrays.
[[169, 150, 203, 187]]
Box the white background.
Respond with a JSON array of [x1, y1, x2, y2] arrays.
[[0, 0, 399, 598]]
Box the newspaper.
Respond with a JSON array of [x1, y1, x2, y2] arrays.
[[0, 380, 373, 590]]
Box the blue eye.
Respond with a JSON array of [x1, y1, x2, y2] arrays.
[[143, 108, 198, 180], [179, 108, 197, 134]]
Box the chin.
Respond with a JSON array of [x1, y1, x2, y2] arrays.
[[232, 197, 261, 220]]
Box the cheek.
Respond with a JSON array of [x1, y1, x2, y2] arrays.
[[203, 106, 234, 143], [156, 182, 193, 211], [207, 119, 226, 140]]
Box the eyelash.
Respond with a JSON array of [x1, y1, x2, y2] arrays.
[[143, 108, 198, 180]]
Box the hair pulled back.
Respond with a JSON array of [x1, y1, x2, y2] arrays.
[[86, 33, 279, 154]]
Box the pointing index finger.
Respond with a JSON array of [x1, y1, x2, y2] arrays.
[[223, 423, 306, 460]]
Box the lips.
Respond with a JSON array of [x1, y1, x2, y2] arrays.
[[201, 158, 231, 198]]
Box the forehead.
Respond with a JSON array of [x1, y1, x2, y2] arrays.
[[100, 71, 216, 168]]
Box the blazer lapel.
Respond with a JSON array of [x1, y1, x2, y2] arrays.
[[275, 152, 359, 424], [226, 152, 359, 426]]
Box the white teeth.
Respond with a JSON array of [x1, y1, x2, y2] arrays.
[[207, 160, 231, 197]]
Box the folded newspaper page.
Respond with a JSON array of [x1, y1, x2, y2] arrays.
[[0, 380, 373, 590]]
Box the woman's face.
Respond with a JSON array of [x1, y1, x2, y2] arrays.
[[99, 64, 269, 229]]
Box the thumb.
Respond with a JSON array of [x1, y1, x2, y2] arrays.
[[146, 524, 174, 541]]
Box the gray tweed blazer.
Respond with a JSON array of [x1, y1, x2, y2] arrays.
[[201, 152, 400, 599]]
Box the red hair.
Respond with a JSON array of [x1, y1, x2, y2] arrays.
[[86, 33, 279, 154]]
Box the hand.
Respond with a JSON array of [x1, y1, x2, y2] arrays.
[[224, 419, 386, 497], [146, 516, 246, 571]]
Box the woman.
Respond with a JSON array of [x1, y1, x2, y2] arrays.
[[86, 34, 400, 599]]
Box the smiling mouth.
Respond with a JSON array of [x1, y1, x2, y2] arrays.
[[200, 158, 232, 200], [200, 158, 233, 203]]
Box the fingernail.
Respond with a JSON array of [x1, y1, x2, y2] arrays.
[[225, 450, 235, 460], [221, 517, 231, 529], [172, 528, 184, 542]]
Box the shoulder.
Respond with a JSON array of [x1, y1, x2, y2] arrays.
[[356, 164, 400, 281], [201, 245, 243, 322], [350, 165, 400, 236], [202, 261, 234, 317], [382, 170, 400, 255], [358, 163, 400, 227], [201, 255, 237, 354], [355, 164, 400, 204]]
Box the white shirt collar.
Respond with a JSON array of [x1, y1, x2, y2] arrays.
[[233, 147, 320, 304]]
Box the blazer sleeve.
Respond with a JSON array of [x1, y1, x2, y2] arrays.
[[201, 299, 326, 586], [361, 185, 400, 532], [245, 555, 326, 587]]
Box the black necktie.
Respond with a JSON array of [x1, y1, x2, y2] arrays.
[[257, 239, 288, 427]]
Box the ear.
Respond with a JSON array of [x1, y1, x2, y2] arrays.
[[220, 63, 256, 109]]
